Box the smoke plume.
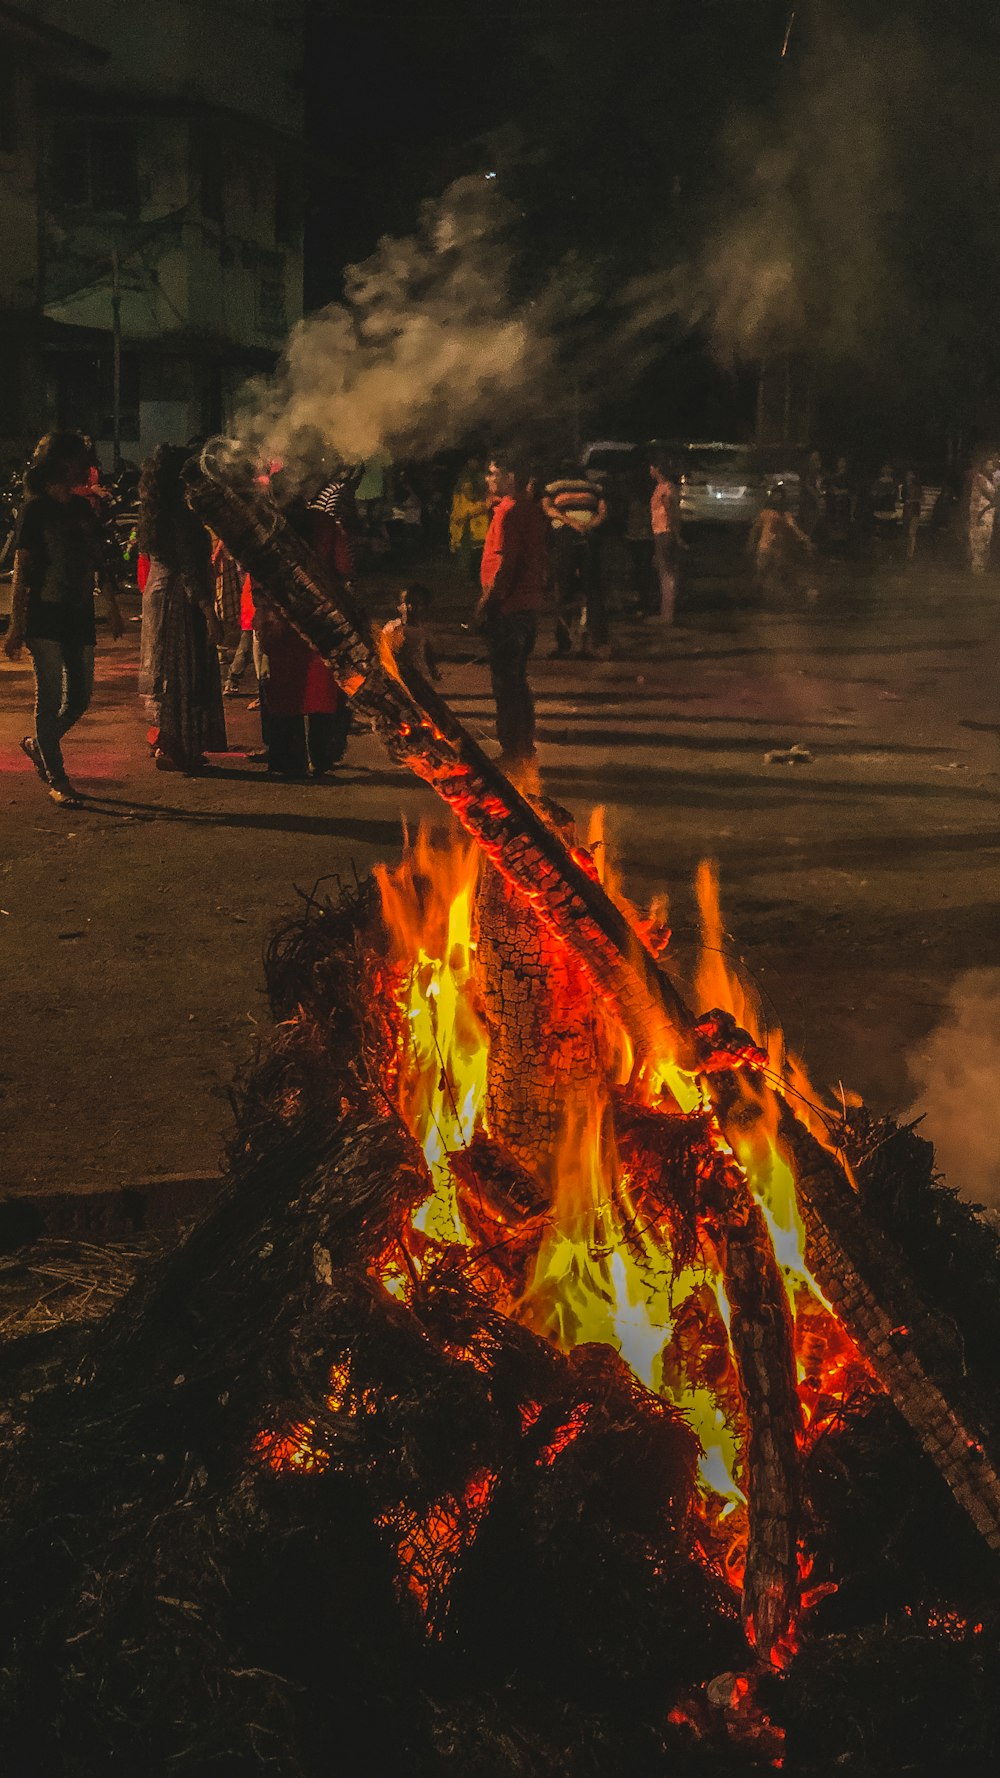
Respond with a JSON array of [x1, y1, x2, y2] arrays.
[[905, 971, 1000, 1211], [237, 176, 583, 483], [623, 13, 922, 373]]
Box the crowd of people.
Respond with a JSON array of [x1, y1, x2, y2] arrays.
[[5, 428, 1000, 804]]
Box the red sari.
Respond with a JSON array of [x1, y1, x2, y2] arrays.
[[256, 509, 350, 716]]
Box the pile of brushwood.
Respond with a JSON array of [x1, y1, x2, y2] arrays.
[[1, 883, 999, 1778]]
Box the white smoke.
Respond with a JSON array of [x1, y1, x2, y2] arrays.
[[237, 176, 575, 483], [905, 971, 1000, 1210], [620, 16, 918, 371]]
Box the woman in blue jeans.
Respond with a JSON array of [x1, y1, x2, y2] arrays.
[[4, 432, 123, 807]]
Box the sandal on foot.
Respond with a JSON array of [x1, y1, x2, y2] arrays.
[[20, 736, 49, 783], [49, 782, 81, 808]]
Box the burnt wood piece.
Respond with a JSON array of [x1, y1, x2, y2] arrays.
[[780, 1110, 1000, 1555], [709, 1159, 802, 1657], [185, 454, 699, 1074], [449, 1133, 549, 1295], [616, 1099, 802, 1653], [476, 856, 613, 1186]]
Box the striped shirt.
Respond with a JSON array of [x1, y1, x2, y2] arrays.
[[543, 476, 604, 529]]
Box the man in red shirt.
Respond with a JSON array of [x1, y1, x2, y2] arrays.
[[476, 451, 549, 765]]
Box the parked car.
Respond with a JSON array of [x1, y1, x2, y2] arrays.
[[676, 442, 801, 525]]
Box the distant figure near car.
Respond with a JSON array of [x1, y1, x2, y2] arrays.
[[649, 455, 684, 623], [968, 454, 998, 574]]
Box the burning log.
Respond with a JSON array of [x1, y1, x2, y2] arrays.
[[186, 447, 1000, 1637], [706, 1156, 801, 1659], [780, 1110, 1000, 1554], [614, 1100, 802, 1654], [475, 797, 621, 1187]]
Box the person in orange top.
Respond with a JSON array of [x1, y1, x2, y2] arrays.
[[649, 455, 684, 623], [748, 485, 815, 601]]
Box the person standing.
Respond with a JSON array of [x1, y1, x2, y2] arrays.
[[542, 462, 609, 657], [624, 467, 656, 616], [449, 456, 490, 583], [748, 486, 815, 601], [476, 452, 549, 767], [255, 490, 352, 779], [4, 430, 124, 807], [138, 445, 227, 774], [968, 454, 997, 575], [871, 462, 900, 553], [800, 450, 826, 542], [901, 468, 923, 564], [649, 456, 684, 623], [825, 455, 856, 553]]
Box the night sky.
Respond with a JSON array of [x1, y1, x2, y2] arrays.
[[304, 0, 1000, 453]]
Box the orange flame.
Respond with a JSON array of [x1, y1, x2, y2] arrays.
[[261, 815, 875, 1646]]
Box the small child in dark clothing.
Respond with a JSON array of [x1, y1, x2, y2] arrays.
[[382, 581, 440, 684]]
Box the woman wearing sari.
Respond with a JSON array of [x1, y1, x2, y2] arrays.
[[138, 445, 227, 773]]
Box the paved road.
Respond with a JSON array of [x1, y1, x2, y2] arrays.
[[1, 556, 997, 1199]]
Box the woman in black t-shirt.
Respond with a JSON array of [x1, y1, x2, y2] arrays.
[[4, 432, 123, 807]]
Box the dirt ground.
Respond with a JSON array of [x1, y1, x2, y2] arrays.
[[1, 546, 997, 1203]]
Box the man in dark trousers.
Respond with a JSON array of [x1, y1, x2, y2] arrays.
[[476, 451, 549, 767]]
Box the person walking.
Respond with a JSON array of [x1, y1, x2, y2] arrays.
[[476, 451, 549, 767], [968, 454, 997, 575], [4, 430, 124, 807], [542, 462, 609, 657], [138, 445, 227, 774], [649, 455, 684, 623]]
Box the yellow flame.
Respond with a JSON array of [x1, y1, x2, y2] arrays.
[[375, 822, 860, 1530], [376, 831, 489, 1246]]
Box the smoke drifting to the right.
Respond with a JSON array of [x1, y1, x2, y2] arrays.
[[619, 13, 928, 377], [905, 971, 1000, 1212]]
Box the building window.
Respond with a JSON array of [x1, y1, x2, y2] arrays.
[[49, 120, 140, 216], [258, 276, 286, 335]]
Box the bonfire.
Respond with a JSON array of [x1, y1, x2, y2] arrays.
[[1, 450, 999, 1777]]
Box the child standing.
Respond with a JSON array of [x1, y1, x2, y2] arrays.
[[382, 582, 440, 685]]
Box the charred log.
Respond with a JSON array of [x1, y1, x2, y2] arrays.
[[706, 1156, 802, 1658], [780, 1108, 1000, 1555]]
